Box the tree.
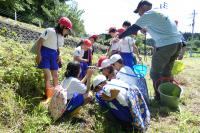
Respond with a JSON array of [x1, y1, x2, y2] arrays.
[[0, 0, 86, 36]]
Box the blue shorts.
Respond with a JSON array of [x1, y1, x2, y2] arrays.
[[66, 93, 84, 113], [79, 62, 88, 79], [38, 46, 59, 70], [120, 52, 135, 68]]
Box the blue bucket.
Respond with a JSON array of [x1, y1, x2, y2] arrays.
[[133, 64, 148, 77]]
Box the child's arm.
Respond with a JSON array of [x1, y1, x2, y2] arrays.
[[100, 89, 119, 101], [74, 56, 88, 62], [35, 38, 45, 64]]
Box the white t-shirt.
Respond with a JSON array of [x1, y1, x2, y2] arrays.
[[40, 28, 64, 50], [119, 37, 135, 53], [73, 46, 84, 57], [110, 40, 120, 51], [116, 66, 138, 88], [103, 79, 129, 107], [61, 77, 86, 99]]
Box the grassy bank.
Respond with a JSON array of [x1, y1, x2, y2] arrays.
[[0, 35, 199, 133]]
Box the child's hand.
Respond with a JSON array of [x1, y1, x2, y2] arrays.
[[57, 56, 62, 63], [100, 93, 111, 101], [86, 68, 95, 78]]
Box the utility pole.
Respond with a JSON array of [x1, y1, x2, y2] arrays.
[[190, 10, 196, 57]]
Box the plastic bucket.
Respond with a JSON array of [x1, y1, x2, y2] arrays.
[[158, 82, 182, 109], [133, 64, 147, 77]]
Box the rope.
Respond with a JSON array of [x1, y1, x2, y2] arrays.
[[144, 33, 147, 62]]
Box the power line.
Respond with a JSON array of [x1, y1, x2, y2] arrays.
[[189, 10, 197, 57]]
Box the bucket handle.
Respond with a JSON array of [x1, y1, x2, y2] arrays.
[[154, 77, 179, 89]]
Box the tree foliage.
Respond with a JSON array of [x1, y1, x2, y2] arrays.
[[0, 0, 85, 36]]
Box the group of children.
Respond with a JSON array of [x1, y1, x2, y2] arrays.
[[35, 16, 150, 132], [35, 0, 188, 131], [60, 22, 150, 131]]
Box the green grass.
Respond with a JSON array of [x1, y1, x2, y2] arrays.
[[0, 35, 200, 133]]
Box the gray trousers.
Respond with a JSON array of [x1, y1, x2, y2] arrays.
[[150, 42, 181, 98]]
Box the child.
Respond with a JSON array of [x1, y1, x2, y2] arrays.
[[117, 28, 141, 67], [82, 35, 98, 66], [73, 39, 92, 79], [35, 17, 72, 104], [61, 62, 94, 116], [98, 58, 115, 81], [109, 54, 149, 104], [92, 75, 150, 132], [107, 27, 120, 57]]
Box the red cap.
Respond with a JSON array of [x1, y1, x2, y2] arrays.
[[58, 17, 72, 30], [117, 28, 125, 34], [89, 35, 98, 40], [97, 56, 107, 67], [83, 39, 92, 48]]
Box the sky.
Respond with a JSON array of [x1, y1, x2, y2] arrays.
[[71, 0, 200, 35]]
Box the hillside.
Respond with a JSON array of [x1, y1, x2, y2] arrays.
[[0, 34, 200, 133]]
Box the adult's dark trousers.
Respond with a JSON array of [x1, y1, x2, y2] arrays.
[[150, 42, 181, 99]]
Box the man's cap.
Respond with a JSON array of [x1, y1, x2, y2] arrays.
[[134, 0, 152, 13], [109, 54, 122, 64], [92, 75, 107, 89], [99, 59, 111, 70]]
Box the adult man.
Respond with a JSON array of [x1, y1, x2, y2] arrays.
[[118, 1, 184, 100]]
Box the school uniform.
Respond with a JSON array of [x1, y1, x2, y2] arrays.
[[95, 79, 150, 131], [38, 28, 64, 70], [73, 46, 88, 79], [61, 77, 86, 113], [96, 79, 133, 122], [119, 37, 136, 67], [110, 40, 120, 56], [116, 66, 149, 104]]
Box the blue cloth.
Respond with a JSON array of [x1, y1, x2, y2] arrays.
[[117, 71, 149, 105], [66, 93, 84, 113], [120, 52, 136, 68], [79, 62, 88, 79], [135, 77, 149, 105], [127, 88, 150, 132], [38, 46, 59, 70]]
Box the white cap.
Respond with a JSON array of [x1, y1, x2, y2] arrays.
[[99, 59, 111, 69], [109, 54, 122, 64], [92, 75, 107, 89]]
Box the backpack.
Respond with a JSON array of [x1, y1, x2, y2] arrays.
[[49, 85, 68, 121]]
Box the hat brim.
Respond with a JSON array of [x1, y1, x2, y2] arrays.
[[134, 9, 139, 13]]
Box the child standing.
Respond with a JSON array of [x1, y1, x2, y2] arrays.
[[73, 39, 92, 79], [35, 17, 72, 104], [117, 28, 141, 68]]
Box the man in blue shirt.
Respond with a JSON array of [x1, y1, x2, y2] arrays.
[[118, 1, 184, 100]]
